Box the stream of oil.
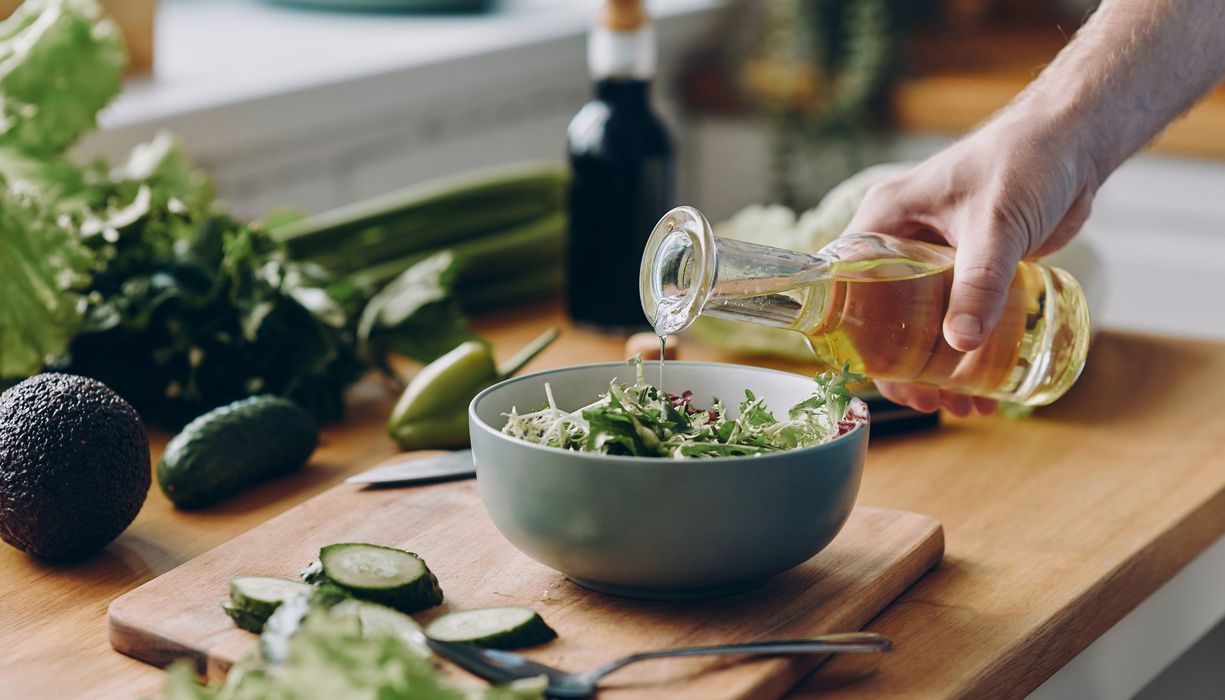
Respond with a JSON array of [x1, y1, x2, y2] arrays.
[[658, 334, 669, 411], [652, 294, 691, 404]]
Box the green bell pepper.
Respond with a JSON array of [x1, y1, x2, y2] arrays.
[[388, 326, 560, 450]]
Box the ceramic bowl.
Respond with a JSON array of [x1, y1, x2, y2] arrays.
[[468, 361, 868, 599]]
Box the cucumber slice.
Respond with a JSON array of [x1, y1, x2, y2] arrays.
[[425, 606, 557, 649], [229, 576, 313, 621], [319, 543, 443, 613], [220, 597, 266, 633]]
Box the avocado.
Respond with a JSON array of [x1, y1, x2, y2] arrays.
[[158, 395, 318, 509], [0, 373, 150, 559]]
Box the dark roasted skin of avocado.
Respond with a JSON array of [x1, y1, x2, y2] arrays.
[[158, 395, 318, 509], [0, 373, 150, 560]]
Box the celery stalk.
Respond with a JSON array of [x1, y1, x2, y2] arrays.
[[272, 162, 565, 272]]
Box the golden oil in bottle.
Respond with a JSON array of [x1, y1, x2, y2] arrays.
[[641, 207, 1090, 406]]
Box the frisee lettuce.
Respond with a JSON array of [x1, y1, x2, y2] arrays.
[[501, 358, 865, 458]]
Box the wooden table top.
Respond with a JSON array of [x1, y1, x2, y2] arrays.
[[4, 299, 1225, 699]]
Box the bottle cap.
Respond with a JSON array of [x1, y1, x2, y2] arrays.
[[590, 0, 655, 79], [603, 0, 647, 31]]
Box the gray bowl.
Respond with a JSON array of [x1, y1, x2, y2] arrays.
[[468, 361, 869, 600]]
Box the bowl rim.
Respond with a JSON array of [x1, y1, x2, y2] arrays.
[[469, 360, 869, 464]]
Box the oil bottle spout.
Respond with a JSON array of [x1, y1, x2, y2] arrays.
[[639, 206, 828, 335]]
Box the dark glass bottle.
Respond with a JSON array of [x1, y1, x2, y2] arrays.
[[565, 3, 675, 331]]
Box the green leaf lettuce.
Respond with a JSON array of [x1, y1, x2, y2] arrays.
[[0, 187, 89, 379], [0, 0, 126, 155]]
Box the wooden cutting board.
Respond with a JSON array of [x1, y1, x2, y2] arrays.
[[109, 480, 942, 699]]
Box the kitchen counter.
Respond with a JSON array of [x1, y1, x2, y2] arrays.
[[4, 301, 1225, 698]]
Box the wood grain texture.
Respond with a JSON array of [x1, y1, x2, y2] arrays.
[[108, 483, 943, 699], [6, 300, 1225, 699]]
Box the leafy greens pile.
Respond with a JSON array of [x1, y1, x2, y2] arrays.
[[0, 0, 474, 427], [501, 359, 865, 458], [162, 595, 543, 700]]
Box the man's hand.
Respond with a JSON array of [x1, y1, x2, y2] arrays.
[[839, 0, 1225, 416], [844, 115, 1097, 416]]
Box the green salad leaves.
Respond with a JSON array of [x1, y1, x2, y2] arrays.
[[501, 359, 865, 458], [59, 133, 367, 427], [55, 135, 474, 427], [162, 596, 544, 700]]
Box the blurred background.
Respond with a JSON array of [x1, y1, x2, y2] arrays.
[[65, 0, 1224, 345]]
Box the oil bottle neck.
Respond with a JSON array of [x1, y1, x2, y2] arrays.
[[698, 239, 832, 331]]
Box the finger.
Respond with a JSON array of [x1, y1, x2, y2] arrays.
[[843, 180, 935, 239], [843, 182, 905, 234], [943, 218, 1027, 352], [971, 396, 999, 415], [940, 393, 973, 418], [875, 380, 941, 413]]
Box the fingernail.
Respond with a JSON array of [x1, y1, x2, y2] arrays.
[[949, 313, 983, 341]]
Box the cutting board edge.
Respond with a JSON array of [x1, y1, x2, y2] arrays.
[[111, 591, 248, 680], [109, 602, 204, 672], [727, 512, 945, 700], [104, 482, 366, 637]]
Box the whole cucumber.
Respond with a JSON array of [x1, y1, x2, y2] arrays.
[[158, 396, 318, 509]]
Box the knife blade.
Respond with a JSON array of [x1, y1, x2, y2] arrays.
[[346, 449, 475, 487]]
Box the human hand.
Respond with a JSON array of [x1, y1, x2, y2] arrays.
[[843, 114, 1098, 416]]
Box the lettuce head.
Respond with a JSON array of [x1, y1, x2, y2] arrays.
[[0, 0, 126, 156], [0, 187, 89, 380]]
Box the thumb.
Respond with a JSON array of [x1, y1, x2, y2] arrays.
[[944, 227, 1025, 352]]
